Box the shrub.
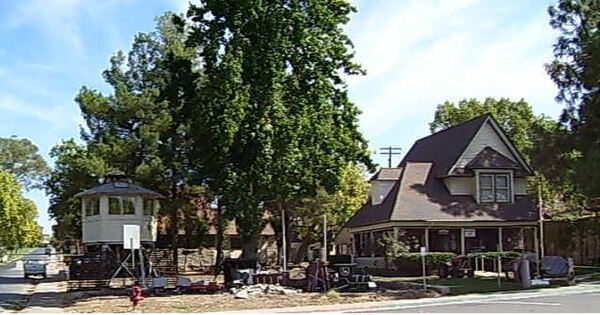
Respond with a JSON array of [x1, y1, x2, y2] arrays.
[[395, 252, 457, 265], [467, 251, 521, 259]]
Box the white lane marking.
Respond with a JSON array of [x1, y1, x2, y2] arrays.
[[485, 301, 561, 306]]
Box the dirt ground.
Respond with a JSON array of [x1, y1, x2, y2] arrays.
[[62, 289, 438, 313]]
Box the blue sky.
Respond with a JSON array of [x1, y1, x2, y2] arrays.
[[0, 0, 561, 234]]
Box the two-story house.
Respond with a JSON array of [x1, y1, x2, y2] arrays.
[[337, 114, 540, 269]]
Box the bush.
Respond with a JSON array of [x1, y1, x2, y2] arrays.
[[467, 251, 521, 259], [390, 252, 457, 276], [396, 252, 457, 265]]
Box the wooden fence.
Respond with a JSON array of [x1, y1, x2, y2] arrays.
[[544, 217, 600, 265]]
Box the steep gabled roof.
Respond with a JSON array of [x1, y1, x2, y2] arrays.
[[398, 115, 489, 178], [369, 168, 403, 181], [344, 114, 538, 229], [345, 162, 537, 228]]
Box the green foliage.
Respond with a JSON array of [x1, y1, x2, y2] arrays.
[[395, 252, 457, 265], [0, 170, 43, 248], [466, 251, 521, 259], [546, 0, 600, 202], [293, 163, 370, 240], [0, 136, 50, 190], [45, 140, 106, 244], [185, 0, 374, 255], [377, 230, 410, 260]]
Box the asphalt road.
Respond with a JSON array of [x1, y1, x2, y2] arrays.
[[375, 291, 600, 313], [0, 247, 47, 310]]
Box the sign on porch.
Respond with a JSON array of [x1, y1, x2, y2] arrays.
[[464, 229, 476, 238]]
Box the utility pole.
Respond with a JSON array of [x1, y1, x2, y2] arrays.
[[322, 214, 327, 262], [538, 183, 545, 258], [379, 146, 402, 168], [281, 207, 287, 272]]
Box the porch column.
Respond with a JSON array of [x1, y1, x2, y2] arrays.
[[424, 228, 430, 251], [460, 228, 466, 256], [370, 231, 375, 258], [498, 227, 503, 252], [350, 235, 355, 263], [534, 226, 540, 261], [393, 227, 399, 239]]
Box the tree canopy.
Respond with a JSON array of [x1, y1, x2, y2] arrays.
[[547, 0, 600, 205], [0, 136, 50, 190], [0, 170, 43, 249]]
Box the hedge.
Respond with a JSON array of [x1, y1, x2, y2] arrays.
[[467, 251, 521, 259], [395, 252, 457, 265]]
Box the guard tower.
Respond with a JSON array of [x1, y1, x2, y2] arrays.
[[75, 176, 164, 248]]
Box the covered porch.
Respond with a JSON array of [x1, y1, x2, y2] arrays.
[[349, 222, 540, 270]]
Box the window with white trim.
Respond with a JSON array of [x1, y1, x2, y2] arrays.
[[479, 173, 511, 203]]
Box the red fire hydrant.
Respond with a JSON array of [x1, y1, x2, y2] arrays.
[[130, 281, 144, 310]]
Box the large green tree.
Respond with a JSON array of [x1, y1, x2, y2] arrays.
[[185, 0, 374, 259], [0, 170, 43, 249], [546, 0, 600, 206], [291, 163, 370, 262], [47, 13, 203, 265], [0, 136, 50, 190], [45, 140, 106, 249]]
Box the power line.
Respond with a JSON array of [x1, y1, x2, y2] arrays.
[[378, 146, 402, 168]]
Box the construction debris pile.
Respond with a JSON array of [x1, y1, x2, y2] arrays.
[[230, 284, 301, 299]]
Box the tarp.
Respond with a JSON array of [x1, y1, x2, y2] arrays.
[[541, 256, 569, 276]]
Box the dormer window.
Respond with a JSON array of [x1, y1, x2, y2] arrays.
[[479, 173, 511, 203]]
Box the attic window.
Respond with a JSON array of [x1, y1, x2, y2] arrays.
[[479, 173, 511, 203]]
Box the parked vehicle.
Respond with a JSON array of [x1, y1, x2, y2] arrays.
[[24, 259, 47, 279]]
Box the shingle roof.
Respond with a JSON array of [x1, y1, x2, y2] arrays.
[[74, 181, 164, 198], [345, 162, 538, 228], [344, 114, 538, 228], [369, 168, 403, 181], [399, 115, 489, 178]]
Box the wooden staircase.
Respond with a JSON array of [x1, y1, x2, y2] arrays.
[[147, 248, 179, 288]]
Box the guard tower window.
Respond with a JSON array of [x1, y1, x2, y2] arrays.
[[108, 196, 136, 215], [143, 199, 157, 216], [84, 198, 100, 216]]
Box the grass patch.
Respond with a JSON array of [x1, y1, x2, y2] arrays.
[[575, 265, 600, 275], [402, 276, 522, 295], [374, 274, 525, 295], [372, 275, 437, 283]]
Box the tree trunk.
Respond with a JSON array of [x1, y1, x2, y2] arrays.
[[242, 237, 258, 260], [214, 199, 224, 278], [293, 236, 313, 263], [284, 204, 292, 266], [170, 183, 179, 273]]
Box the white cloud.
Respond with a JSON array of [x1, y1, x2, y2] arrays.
[[345, 0, 561, 140], [0, 93, 82, 129], [8, 0, 86, 56]]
